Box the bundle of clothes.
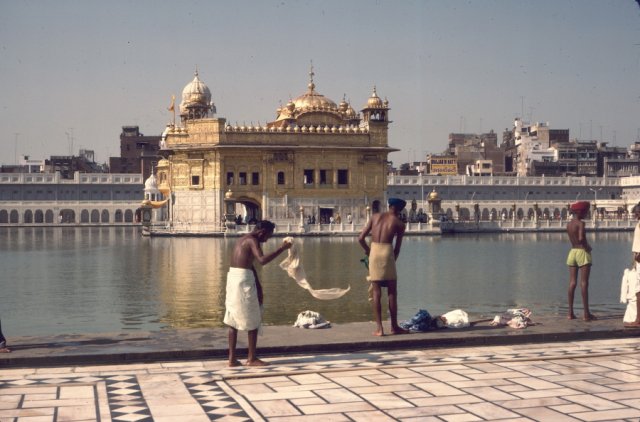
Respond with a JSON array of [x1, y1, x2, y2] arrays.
[[399, 307, 536, 332], [399, 309, 470, 332], [489, 308, 534, 329], [293, 310, 331, 329]]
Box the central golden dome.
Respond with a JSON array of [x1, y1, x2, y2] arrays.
[[291, 80, 338, 111]]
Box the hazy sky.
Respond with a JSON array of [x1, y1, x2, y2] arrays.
[[1, 0, 639, 166]]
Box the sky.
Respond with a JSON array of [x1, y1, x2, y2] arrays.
[[1, 0, 639, 167]]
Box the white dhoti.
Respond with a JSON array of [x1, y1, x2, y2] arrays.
[[621, 265, 640, 324], [224, 267, 262, 331]]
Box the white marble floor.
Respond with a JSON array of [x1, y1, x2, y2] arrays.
[[1, 338, 639, 421]]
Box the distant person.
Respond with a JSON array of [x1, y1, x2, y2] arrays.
[[0, 319, 9, 353], [621, 252, 640, 327], [371, 200, 381, 214], [632, 202, 640, 257], [566, 201, 595, 321], [358, 197, 409, 336], [224, 220, 291, 366], [347, 213, 352, 224], [623, 202, 640, 327]]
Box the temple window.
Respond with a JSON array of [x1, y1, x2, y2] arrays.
[[191, 175, 200, 186], [337, 169, 348, 186], [252, 172, 260, 185], [226, 172, 234, 185], [320, 169, 332, 185], [277, 172, 285, 185], [239, 172, 247, 185], [304, 169, 314, 185]]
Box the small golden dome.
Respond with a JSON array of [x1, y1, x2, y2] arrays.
[[224, 189, 234, 199], [427, 189, 440, 201], [339, 95, 348, 112], [141, 199, 151, 206], [367, 86, 383, 108]]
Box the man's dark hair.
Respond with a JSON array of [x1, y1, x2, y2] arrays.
[[255, 220, 275, 233]]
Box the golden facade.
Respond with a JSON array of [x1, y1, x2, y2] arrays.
[[156, 69, 396, 230]]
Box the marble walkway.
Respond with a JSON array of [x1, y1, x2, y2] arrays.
[[1, 337, 640, 421]]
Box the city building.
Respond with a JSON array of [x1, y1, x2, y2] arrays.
[[43, 150, 103, 179], [155, 68, 395, 231], [109, 126, 161, 180], [427, 154, 458, 175], [388, 173, 625, 222], [447, 131, 505, 175], [0, 155, 44, 174], [504, 119, 570, 176], [0, 172, 143, 224]]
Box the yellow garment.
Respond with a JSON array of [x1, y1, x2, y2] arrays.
[[566, 248, 592, 267], [279, 237, 350, 300], [369, 242, 397, 281], [223, 267, 262, 331]]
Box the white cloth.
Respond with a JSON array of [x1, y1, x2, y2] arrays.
[[293, 310, 331, 329], [620, 265, 640, 323], [440, 309, 470, 328], [223, 267, 262, 331], [633, 223, 640, 253], [279, 236, 351, 300], [490, 308, 533, 329]]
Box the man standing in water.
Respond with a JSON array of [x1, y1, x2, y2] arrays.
[[358, 198, 409, 336], [224, 220, 291, 366], [566, 201, 595, 321]]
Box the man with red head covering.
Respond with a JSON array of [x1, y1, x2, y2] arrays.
[[566, 200, 595, 321]]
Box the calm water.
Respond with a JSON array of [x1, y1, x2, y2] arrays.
[[0, 227, 632, 336]]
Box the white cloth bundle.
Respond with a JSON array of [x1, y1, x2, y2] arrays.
[[293, 310, 331, 329], [440, 309, 470, 328], [279, 236, 351, 300]]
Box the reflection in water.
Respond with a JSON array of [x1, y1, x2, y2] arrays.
[[0, 227, 632, 336]]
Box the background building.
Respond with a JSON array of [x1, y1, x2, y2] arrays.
[[157, 69, 395, 231], [109, 126, 161, 180]]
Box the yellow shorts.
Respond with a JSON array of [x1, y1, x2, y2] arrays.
[[566, 248, 592, 267]]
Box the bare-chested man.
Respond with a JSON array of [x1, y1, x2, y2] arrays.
[[566, 201, 595, 321], [358, 198, 409, 336], [224, 220, 291, 367]]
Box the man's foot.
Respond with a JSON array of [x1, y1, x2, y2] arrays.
[[567, 313, 576, 320], [390, 327, 410, 335], [228, 359, 242, 367], [372, 330, 384, 337], [0, 347, 10, 353], [584, 313, 597, 321], [245, 358, 268, 366]]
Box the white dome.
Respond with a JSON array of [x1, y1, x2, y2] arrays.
[[144, 174, 159, 192], [181, 71, 211, 106]]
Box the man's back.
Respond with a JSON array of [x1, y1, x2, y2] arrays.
[[567, 218, 588, 250], [371, 211, 404, 244]]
